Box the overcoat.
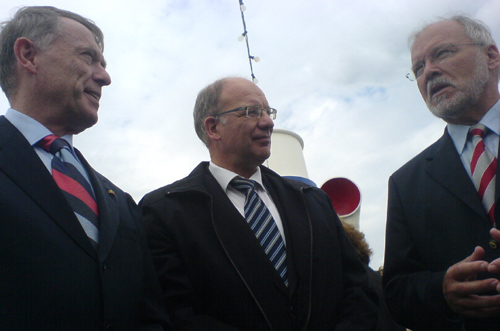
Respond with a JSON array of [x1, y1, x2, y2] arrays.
[[141, 162, 377, 331]]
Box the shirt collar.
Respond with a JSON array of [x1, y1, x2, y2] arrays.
[[209, 161, 266, 192], [4, 108, 74, 147], [447, 99, 500, 155]]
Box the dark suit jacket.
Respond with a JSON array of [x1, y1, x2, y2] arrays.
[[0, 116, 169, 330], [141, 162, 378, 331], [383, 128, 500, 330]]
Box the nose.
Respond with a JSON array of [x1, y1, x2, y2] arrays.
[[93, 64, 111, 86], [421, 59, 442, 81], [258, 110, 274, 129]]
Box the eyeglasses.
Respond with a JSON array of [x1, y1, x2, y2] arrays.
[[214, 106, 277, 120], [406, 43, 481, 81]]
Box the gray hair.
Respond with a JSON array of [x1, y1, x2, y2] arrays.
[[409, 15, 496, 49], [193, 78, 228, 146], [0, 6, 104, 99]]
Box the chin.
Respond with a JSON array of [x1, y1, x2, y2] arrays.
[[74, 116, 98, 134], [428, 93, 471, 120]]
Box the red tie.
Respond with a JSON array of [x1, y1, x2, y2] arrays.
[[470, 124, 497, 224], [38, 135, 99, 247]]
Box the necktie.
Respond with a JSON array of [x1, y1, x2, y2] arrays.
[[38, 135, 100, 247], [470, 124, 497, 224], [231, 178, 288, 286]]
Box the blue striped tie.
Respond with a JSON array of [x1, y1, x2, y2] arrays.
[[231, 178, 288, 286], [38, 135, 100, 248]]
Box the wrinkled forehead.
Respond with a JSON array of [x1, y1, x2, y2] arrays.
[[411, 20, 471, 62]]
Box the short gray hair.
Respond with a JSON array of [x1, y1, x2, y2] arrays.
[[0, 6, 104, 99], [409, 15, 496, 49], [193, 78, 227, 147]]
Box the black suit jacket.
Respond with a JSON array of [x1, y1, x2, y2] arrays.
[[383, 128, 500, 330], [141, 162, 378, 331], [0, 116, 169, 330]]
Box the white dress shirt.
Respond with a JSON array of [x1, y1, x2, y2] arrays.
[[209, 161, 286, 243]]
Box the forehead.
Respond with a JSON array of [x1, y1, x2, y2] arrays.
[[411, 20, 471, 62], [220, 78, 267, 107], [54, 17, 101, 51]]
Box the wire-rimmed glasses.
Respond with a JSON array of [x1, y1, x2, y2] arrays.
[[406, 43, 481, 81], [215, 106, 277, 120]]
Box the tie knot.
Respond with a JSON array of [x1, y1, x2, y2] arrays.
[[38, 135, 70, 155], [470, 124, 488, 139], [231, 177, 256, 194]]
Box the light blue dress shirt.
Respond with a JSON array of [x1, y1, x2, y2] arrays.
[[447, 100, 500, 178], [4, 108, 92, 184]]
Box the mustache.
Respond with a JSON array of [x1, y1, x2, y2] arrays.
[[426, 76, 457, 96]]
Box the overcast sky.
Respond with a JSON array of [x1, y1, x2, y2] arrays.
[[1, 0, 499, 269]]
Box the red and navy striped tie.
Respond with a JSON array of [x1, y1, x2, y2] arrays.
[[38, 135, 99, 247], [470, 124, 497, 224], [231, 178, 288, 286]]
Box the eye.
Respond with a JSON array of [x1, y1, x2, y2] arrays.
[[246, 106, 260, 117], [413, 64, 424, 78], [433, 48, 451, 61], [81, 51, 94, 63]]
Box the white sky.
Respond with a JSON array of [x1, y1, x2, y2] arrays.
[[1, 0, 499, 269]]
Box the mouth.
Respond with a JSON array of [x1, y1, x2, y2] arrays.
[[429, 83, 450, 97], [84, 89, 101, 101], [254, 135, 271, 144], [427, 77, 455, 99]]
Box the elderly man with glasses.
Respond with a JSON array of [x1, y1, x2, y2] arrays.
[[383, 15, 500, 331], [140, 76, 378, 330]]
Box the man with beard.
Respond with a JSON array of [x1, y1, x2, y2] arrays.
[[383, 15, 500, 330]]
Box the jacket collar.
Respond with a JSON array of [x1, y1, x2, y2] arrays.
[[0, 116, 97, 259], [425, 129, 488, 220]]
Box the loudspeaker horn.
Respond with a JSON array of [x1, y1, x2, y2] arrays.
[[321, 177, 361, 229]]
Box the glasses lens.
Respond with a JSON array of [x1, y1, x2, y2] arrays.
[[246, 106, 260, 118], [268, 109, 277, 119], [244, 107, 277, 119]]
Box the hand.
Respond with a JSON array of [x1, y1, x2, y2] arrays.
[[443, 246, 500, 318], [487, 228, 500, 286]]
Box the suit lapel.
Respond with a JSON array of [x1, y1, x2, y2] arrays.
[[261, 175, 313, 318], [426, 130, 487, 220], [263, 172, 314, 327], [75, 149, 119, 260], [262, 174, 311, 296], [0, 117, 96, 258]]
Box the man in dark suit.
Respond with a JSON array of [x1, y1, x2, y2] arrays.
[[0, 6, 170, 330], [141, 76, 378, 330], [383, 15, 500, 330]]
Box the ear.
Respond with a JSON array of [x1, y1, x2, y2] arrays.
[[204, 116, 221, 142], [486, 44, 500, 71], [13, 37, 38, 74]]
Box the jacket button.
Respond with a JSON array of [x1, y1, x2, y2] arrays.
[[489, 239, 498, 249]]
